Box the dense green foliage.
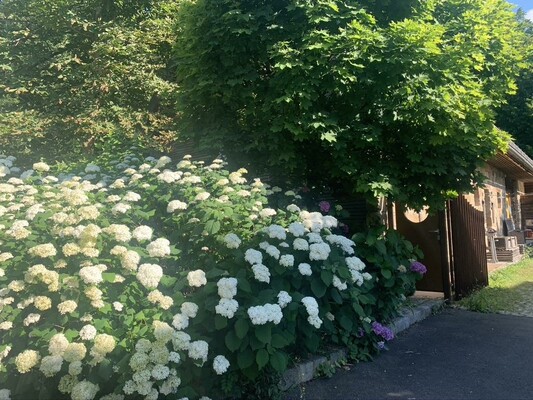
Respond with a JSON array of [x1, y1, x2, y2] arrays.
[[175, 0, 526, 210], [0, 0, 179, 158], [496, 10, 533, 155]]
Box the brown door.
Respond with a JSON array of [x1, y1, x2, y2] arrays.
[[396, 208, 444, 292]]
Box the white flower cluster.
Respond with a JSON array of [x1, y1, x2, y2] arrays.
[[301, 297, 322, 329], [223, 233, 241, 249], [146, 238, 171, 258], [345, 256, 371, 286], [137, 263, 163, 289], [215, 278, 239, 319], [167, 200, 188, 213], [187, 269, 207, 287], [309, 242, 331, 261], [247, 304, 283, 325], [213, 355, 230, 375], [326, 234, 355, 255], [277, 291, 292, 308], [299, 211, 337, 232]]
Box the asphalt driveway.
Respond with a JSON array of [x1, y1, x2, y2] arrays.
[[283, 308, 533, 400]]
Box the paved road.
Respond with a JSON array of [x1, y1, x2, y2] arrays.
[[283, 308, 533, 400]]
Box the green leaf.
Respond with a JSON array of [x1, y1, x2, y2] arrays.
[[352, 302, 365, 316], [254, 324, 272, 344], [331, 288, 343, 304], [102, 272, 116, 283], [269, 351, 288, 373], [225, 330, 240, 352], [381, 269, 392, 279], [338, 315, 353, 332], [320, 269, 333, 286], [215, 315, 228, 330], [311, 279, 327, 298], [204, 220, 221, 234], [256, 348, 269, 370], [237, 348, 254, 369], [271, 333, 289, 349], [235, 318, 249, 339]]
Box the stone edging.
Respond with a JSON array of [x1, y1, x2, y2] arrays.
[[280, 298, 446, 391]]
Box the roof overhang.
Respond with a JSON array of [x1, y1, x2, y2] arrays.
[[486, 142, 533, 182]]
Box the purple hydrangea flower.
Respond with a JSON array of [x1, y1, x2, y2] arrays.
[[410, 261, 427, 275], [372, 321, 394, 341], [319, 201, 331, 213]]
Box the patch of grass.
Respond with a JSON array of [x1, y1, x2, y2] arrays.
[[459, 257, 533, 313]]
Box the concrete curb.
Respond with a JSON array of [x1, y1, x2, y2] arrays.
[[280, 298, 446, 391]]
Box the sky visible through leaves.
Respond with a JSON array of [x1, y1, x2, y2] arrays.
[[509, 0, 533, 20]]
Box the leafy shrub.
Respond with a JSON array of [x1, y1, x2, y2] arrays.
[[353, 227, 425, 322], [0, 150, 423, 400]]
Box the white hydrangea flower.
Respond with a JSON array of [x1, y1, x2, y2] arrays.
[[49, 333, 69, 356], [23, 313, 41, 326], [79, 325, 97, 341], [265, 245, 280, 260], [215, 298, 239, 319], [244, 249, 262, 265], [293, 238, 309, 251], [79, 266, 104, 285], [15, 350, 40, 373], [326, 234, 355, 255], [194, 192, 210, 201], [92, 334, 116, 358], [217, 277, 238, 299], [309, 242, 331, 261], [332, 275, 347, 291], [223, 233, 241, 249], [70, 380, 99, 400], [187, 270, 207, 287], [266, 224, 286, 240], [307, 232, 324, 243], [251, 264, 270, 283], [152, 364, 170, 380], [301, 297, 322, 329], [57, 300, 78, 315], [120, 250, 140, 271], [247, 304, 283, 325], [28, 243, 57, 258], [32, 162, 50, 172], [172, 313, 189, 330], [180, 302, 199, 318], [137, 264, 163, 289], [259, 208, 277, 218], [213, 355, 230, 375], [298, 263, 313, 276], [103, 224, 131, 242], [279, 254, 294, 267], [287, 204, 301, 213], [132, 225, 153, 242], [167, 200, 188, 213], [188, 340, 208, 363], [277, 291, 292, 308], [39, 355, 63, 377], [146, 238, 171, 257]]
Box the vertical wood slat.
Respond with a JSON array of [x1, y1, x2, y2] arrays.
[[450, 195, 489, 298]]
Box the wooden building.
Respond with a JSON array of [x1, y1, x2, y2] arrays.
[[392, 142, 533, 300]]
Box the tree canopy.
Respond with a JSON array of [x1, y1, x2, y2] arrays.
[[175, 0, 526, 210], [496, 9, 533, 155], [0, 0, 179, 157]]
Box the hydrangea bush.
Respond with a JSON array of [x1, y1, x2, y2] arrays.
[[0, 150, 424, 400]]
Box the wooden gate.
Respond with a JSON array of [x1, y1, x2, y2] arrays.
[[449, 196, 488, 299]]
